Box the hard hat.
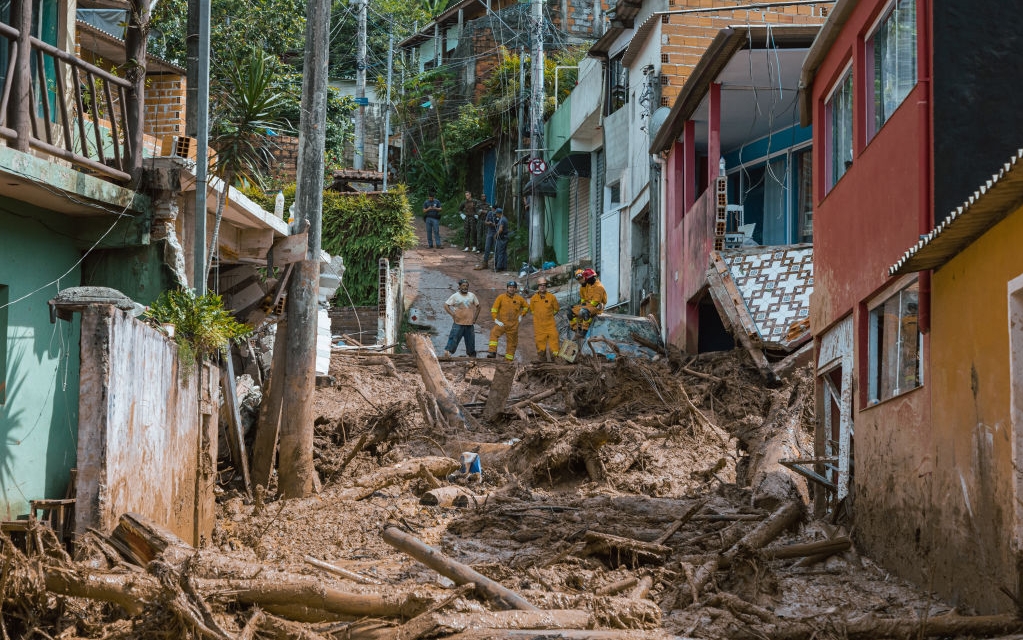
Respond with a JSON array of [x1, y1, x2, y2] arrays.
[[582, 268, 597, 280], [506, 280, 518, 288], [579, 308, 591, 320], [536, 277, 548, 286]]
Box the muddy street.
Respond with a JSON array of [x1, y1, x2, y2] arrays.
[[2, 221, 1018, 639]]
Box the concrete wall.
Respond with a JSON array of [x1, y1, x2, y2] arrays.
[[0, 206, 82, 520], [908, 206, 1023, 612], [76, 306, 218, 545]]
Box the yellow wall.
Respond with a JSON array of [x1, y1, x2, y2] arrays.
[[927, 203, 1023, 611]]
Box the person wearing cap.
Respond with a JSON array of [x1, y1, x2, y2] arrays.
[[458, 190, 478, 253], [487, 280, 528, 360], [443, 278, 480, 357], [493, 208, 510, 271], [476, 205, 499, 270], [528, 277, 560, 361], [422, 190, 443, 249]]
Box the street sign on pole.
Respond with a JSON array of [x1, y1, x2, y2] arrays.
[[528, 157, 547, 175]]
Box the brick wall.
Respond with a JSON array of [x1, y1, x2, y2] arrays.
[[144, 73, 186, 139], [658, 3, 826, 107]]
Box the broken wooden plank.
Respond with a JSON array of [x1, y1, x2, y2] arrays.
[[222, 354, 252, 497], [382, 526, 539, 611], [109, 512, 195, 569], [267, 232, 309, 270], [706, 254, 778, 383], [303, 555, 383, 585], [251, 319, 288, 491], [484, 363, 516, 420]]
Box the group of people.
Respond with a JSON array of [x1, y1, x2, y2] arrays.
[[422, 191, 511, 272], [442, 268, 606, 362]]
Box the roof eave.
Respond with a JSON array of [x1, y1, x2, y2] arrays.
[[798, 0, 859, 126]]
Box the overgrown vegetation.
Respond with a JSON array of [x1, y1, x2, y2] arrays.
[[246, 185, 417, 305], [144, 289, 252, 369]]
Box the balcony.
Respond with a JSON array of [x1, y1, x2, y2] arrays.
[[0, 0, 141, 183]]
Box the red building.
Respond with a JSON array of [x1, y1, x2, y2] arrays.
[[801, 0, 1023, 611]]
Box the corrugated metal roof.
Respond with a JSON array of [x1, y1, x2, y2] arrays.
[[889, 148, 1023, 276]]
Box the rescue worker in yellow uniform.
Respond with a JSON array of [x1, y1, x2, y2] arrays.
[[488, 280, 528, 360], [528, 277, 560, 361], [569, 268, 607, 333]]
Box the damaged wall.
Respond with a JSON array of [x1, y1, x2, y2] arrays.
[[76, 306, 218, 545]]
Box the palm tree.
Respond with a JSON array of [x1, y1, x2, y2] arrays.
[[205, 48, 289, 283], [420, 0, 449, 18]]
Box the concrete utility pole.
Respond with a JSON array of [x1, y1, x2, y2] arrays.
[[528, 0, 545, 264], [516, 47, 525, 223], [188, 0, 211, 293], [354, 0, 367, 169], [382, 32, 394, 191], [278, 0, 331, 499]]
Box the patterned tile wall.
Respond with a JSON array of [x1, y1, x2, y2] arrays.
[[721, 246, 813, 349]]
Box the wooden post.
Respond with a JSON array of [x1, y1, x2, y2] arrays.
[[250, 320, 288, 490], [382, 526, 538, 611], [483, 363, 516, 420], [221, 354, 252, 496], [9, 0, 31, 151], [406, 333, 473, 430], [125, 0, 150, 181]]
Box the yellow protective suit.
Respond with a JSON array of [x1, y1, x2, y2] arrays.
[[570, 280, 608, 331], [488, 292, 528, 360], [529, 291, 560, 357]]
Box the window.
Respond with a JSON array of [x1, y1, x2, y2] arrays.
[[607, 53, 627, 114], [0, 284, 7, 405], [723, 146, 812, 246], [867, 0, 916, 138], [868, 279, 922, 403], [824, 68, 853, 191]]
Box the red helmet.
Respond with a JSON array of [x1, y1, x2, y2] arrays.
[[582, 268, 597, 280]]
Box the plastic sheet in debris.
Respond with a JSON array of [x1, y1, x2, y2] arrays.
[[582, 313, 663, 361]]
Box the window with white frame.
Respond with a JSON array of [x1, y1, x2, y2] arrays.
[[867, 0, 917, 138], [868, 279, 922, 403], [825, 68, 853, 191]]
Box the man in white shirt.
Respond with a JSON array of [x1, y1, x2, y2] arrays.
[[443, 278, 481, 357]]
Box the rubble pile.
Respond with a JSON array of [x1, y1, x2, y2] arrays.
[[1, 348, 1017, 639]]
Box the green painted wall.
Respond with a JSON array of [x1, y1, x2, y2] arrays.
[[83, 242, 174, 306], [0, 207, 81, 520], [546, 178, 570, 265]]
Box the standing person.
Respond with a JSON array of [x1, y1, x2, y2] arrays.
[[528, 277, 560, 362], [493, 208, 510, 272], [458, 190, 478, 252], [443, 278, 480, 357], [475, 195, 489, 253], [487, 280, 528, 361], [422, 190, 443, 249], [475, 204, 498, 270]]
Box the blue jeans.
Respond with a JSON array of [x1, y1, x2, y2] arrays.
[[425, 217, 441, 248], [483, 232, 496, 262], [445, 323, 476, 356], [495, 236, 509, 270]]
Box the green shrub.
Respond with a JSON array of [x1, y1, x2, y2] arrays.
[[145, 289, 252, 368]]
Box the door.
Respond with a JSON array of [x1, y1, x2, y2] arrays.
[[599, 208, 620, 307], [817, 315, 854, 511]]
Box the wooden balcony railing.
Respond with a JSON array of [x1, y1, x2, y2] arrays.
[[0, 6, 139, 183]]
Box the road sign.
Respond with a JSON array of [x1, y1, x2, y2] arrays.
[[528, 158, 548, 175], [354, 97, 370, 106]]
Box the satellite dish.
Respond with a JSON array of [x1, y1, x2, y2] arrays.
[[648, 106, 671, 142]]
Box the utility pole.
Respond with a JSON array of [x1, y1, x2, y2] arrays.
[[528, 0, 545, 264], [354, 0, 367, 169], [382, 32, 394, 191], [187, 0, 211, 293], [516, 47, 525, 223], [278, 0, 331, 499]]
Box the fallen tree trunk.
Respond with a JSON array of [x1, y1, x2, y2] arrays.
[[338, 456, 460, 501], [392, 610, 593, 640], [406, 333, 475, 429], [382, 526, 538, 611], [744, 384, 811, 509], [580, 531, 671, 566], [44, 566, 162, 616], [484, 363, 517, 420], [420, 486, 476, 507], [109, 512, 195, 568], [193, 577, 432, 619], [438, 630, 676, 639], [595, 576, 638, 597]]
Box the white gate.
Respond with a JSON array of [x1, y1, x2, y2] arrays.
[[600, 209, 620, 306]]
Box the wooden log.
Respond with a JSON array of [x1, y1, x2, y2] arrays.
[[508, 388, 558, 411], [338, 456, 460, 501], [109, 512, 195, 569], [746, 386, 811, 509], [406, 333, 474, 430], [629, 575, 653, 600], [43, 566, 161, 615], [193, 577, 432, 619], [382, 525, 538, 611], [653, 499, 708, 546], [251, 318, 288, 491], [595, 576, 638, 596], [303, 555, 383, 585], [484, 363, 517, 420], [438, 630, 675, 639], [705, 592, 777, 623], [222, 355, 252, 496], [761, 537, 850, 561], [392, 610, 593, 640], [580, 531, 671, 565], [420, 486, 475, 507], [725, 613, 1023, 640], [723, 501, 803, 563]]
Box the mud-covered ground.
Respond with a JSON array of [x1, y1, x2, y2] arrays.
[[5, 345, 1002, 640]]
